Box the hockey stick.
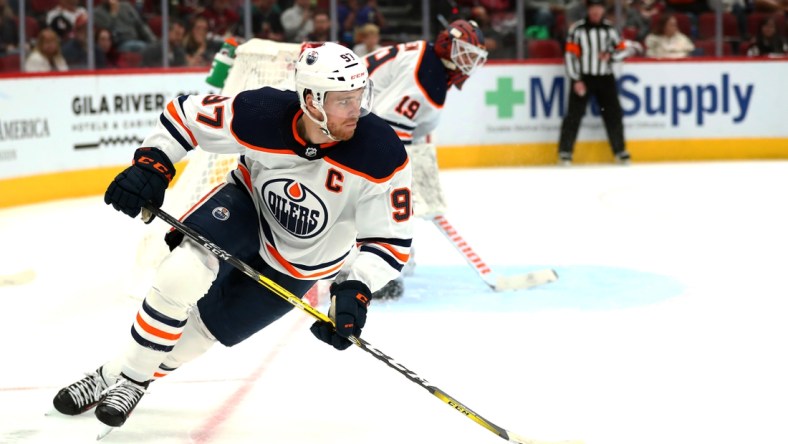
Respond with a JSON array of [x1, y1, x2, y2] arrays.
[[0, 269, 36, 286], [431, 215, 558, 291], [143, 205, 580, 444]]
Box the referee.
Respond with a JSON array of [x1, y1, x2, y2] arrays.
[[558, 0, 635, 165]]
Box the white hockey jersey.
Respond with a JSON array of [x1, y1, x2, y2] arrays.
[[364, 40, 449, 145], [144, 87, 413, 293]]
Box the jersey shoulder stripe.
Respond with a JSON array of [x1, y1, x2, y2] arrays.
[[325, 112, 408, 182]]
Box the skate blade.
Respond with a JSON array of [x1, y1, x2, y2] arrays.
[[97, 425, 115, 440]]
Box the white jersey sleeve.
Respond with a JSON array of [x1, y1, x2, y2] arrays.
[[141, 93, 246, 163], [345, 161, 412, 292]]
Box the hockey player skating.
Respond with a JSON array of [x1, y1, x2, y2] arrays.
[[52, 42, 412, 433], [357, 19, 488, 300]]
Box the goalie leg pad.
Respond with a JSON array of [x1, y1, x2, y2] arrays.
[[407, 144, 448, 218]]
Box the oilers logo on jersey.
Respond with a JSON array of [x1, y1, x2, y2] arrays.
[[262, 178, 327, 239], [211, 207, 230, 221]]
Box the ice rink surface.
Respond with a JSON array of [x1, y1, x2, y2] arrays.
[[2, 161, 788, 444]]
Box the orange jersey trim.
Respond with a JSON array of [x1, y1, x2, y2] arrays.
[[265, 243, 345, 279], [167, 101, 197, 146], [237, 162, 253, 190], [368, 241, 410, 263], [291, 109, 339, 149], [394, 129, 413, 140], [323, 155, 409, 184]]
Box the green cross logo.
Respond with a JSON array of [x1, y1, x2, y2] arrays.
[[485, 77, 526, 119]]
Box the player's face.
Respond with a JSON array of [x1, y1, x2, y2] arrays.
[[323, 89, 364, 141]]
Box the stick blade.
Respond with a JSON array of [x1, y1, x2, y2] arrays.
[[0, 269, 36, 286], [507, 430, 584, 444], [494, 269, 558, 291]]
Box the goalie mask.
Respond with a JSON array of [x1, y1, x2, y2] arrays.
[[434, 19, 488, 90], [295, 42, 374, 141]]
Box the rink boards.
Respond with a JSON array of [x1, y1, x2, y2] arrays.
[[1, 59, 786, 207]]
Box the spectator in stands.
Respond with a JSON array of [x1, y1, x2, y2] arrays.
[[624, 0, 661, 40], [94, 0, 156, 53], [250, 0, 284, 41], [184, 15, 219, 67], [352, 23, 380, 56], [355, 0, 387, 29], [645, 13, 695, 57], [751, 0, 787, 13], [46, 0, 88, 40], [470, 5, 512, 59], [306, 9, 331, 42], [746, 16, 787, 55], [0, 0, 18, 55], [172, 0, 205, 19], [24, 27, 68, 71], [525, 0, 573, 35], [141, 19, 187, 67], [664, 0, 708, 17], [707, 0, 747, 37], [199, 0, 240, 39], [337, 0, 359, 45], [281, 0, 313, 43], [95, 27, 120, 68], [61, 14, 100, 69]]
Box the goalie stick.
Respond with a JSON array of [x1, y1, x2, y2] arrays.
[[0, 269, 36, 286], [431, 215, 558, 291], [143, 205, 581, 444], [406, 144, 555, 292]]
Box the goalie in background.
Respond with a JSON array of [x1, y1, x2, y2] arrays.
[[344, 19, 488, 301], [51, 42, 412, 431]]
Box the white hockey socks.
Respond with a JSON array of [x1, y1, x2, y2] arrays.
[[120, 240, 218, 383]]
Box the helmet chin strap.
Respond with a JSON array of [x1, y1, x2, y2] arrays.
[[303, 104, 341, 142]]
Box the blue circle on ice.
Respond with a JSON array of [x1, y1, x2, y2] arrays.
[[382, 265, 683, 312]]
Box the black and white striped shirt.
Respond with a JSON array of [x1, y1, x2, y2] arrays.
[[564, 19, 627, 80]]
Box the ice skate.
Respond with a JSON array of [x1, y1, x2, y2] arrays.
[[94, 374, 150, 428], [52, 366, 112, 416], [615, 150, 631, 165]]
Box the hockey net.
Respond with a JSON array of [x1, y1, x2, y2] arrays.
[[132, 40, 302, 294]]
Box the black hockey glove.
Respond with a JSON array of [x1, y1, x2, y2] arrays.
[[104, 147, 175, 220], [310, 280, 371, 351]]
